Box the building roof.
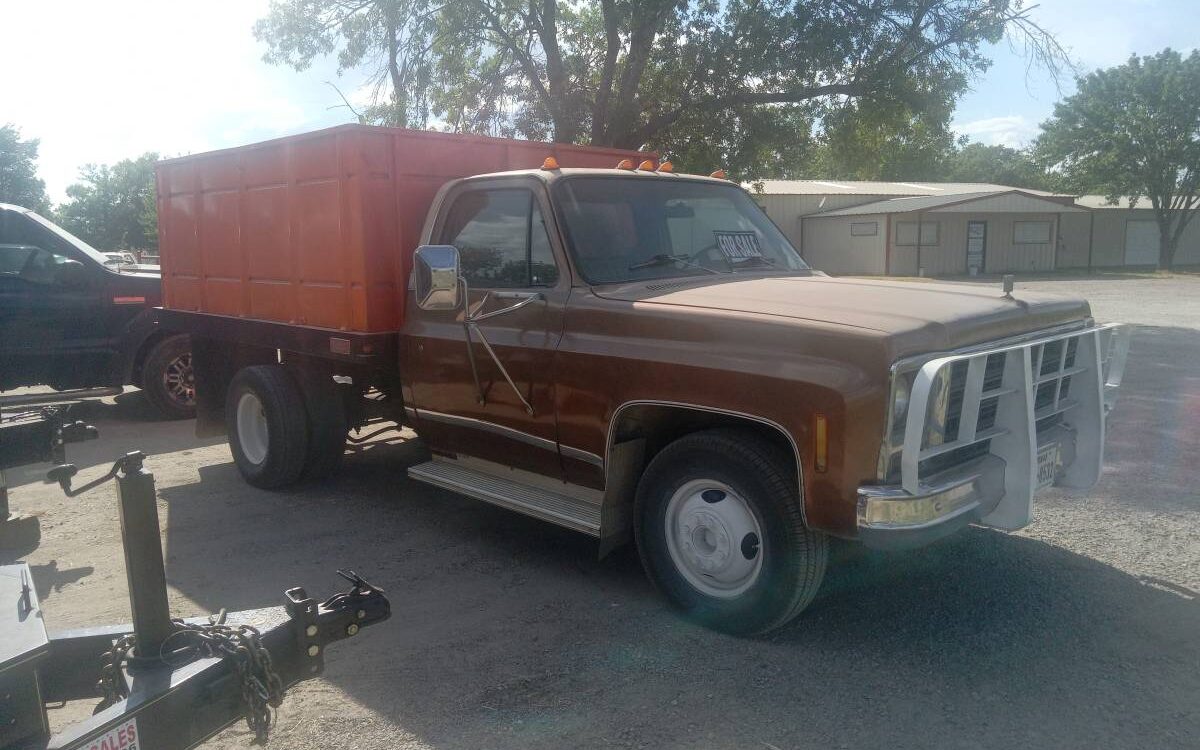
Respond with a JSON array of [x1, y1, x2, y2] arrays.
[[1074, 195, 1148, 209], [751, 179, 1069, 198], [807, 189, 1088, 217]]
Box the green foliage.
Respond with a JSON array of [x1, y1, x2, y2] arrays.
[[58, 153, 160, 252], [0, 124, 52, 214], [943, 142, 1065, 191], [810, 99, 959, 181], [1037, 49, 1200, 268], [255, 0, 1065, 177]]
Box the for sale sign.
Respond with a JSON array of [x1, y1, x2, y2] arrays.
[[713, 231, 763, 260], [85, 718, 139, 750]]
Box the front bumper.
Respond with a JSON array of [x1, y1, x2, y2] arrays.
[[857, 455, 1006, 550]]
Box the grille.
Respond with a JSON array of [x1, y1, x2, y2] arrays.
[[1029, 336, 1081, 433]]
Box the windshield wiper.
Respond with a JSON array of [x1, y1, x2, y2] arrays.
[[628, 253, 720, 274]]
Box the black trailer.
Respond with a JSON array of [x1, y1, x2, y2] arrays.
[[1, 449, 391, 750]]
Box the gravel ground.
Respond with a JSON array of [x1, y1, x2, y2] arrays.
[[4, 274, 1198, 749]]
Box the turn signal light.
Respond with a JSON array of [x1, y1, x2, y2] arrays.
[[638, 159, 656, 171], [616, 159, 635, 170], [541, 156, 560, 170], [709, 168, 727, 179], [814, 414, 829, 473], [657, 161, 674, 173]]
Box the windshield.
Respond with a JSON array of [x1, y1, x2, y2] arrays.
[[24, 209, 112, 266], [554, 176, 808, 284]]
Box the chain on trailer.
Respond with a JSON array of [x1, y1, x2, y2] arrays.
[[1, 430, 391, 750]]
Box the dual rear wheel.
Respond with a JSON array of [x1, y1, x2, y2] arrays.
[[226, 365, 346, 489]]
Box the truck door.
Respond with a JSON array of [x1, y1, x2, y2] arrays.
[[0, 209, 109, 389], [404, 179, 567, 478]]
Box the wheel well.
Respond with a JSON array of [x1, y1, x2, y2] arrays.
[[610, 404, 799, 482], [599, 403, 804, 552]]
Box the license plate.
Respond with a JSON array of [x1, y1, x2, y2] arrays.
[[1036, 443, 1061, 489]]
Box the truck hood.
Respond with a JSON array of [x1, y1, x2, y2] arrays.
[[594, 274, 1091, 356]]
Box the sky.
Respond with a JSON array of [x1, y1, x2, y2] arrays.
[[2, 0, 1198, 204]]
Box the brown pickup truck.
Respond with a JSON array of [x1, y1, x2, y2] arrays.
[[159, 125, 1130, 634]]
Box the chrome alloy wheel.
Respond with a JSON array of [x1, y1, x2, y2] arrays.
[[163, 353, 195, 406], [236, 391, 270, 465], [664, 478, 764, 598]]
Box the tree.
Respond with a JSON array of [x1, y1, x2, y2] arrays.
[[0, 124, 52, 214], [1037, 49, 1200, 269], [943, 142, 1063, 191], [810, 98, 959, 181], [58, 153, 160, 252], [255, 0, 1066, 178]]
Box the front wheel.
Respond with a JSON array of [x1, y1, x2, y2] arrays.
[[635, 429, 828, 635]]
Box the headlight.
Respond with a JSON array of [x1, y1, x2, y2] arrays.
[[892, 376, 911, 425]]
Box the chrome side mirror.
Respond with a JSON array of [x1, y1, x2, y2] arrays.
[[413, 245, 462, 311]]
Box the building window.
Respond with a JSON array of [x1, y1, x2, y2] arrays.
[[895, 220, 938, 246], [850, 221, 878, 237], [1013, 220, 1052, 245]]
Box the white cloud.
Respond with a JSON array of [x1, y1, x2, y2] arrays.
[[953, 115, 1039, 148], [2, 0, 369, 203]]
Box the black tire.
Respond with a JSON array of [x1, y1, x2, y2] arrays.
[[292, 368, 347, 480], [140, 334, 196, 420], [225, 365, 309, 489], [634, 428, 828, 635]]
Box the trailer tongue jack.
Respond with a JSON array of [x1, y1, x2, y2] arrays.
[[1, 450, 391, 750]]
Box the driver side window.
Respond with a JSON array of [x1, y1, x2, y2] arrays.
[[0, 244, 75, 285], [438, 188, 559, 289], [0, 210, 74, 286]]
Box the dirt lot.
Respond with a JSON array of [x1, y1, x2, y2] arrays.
[[5, 274, 1198, 749]]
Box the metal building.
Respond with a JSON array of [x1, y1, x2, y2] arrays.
[[754, 180, 1198, 274]]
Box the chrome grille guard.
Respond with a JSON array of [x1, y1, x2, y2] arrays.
[[895, 323, 1130, 530]]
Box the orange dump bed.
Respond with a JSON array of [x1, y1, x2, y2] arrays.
[[157, 124, 649, 332]]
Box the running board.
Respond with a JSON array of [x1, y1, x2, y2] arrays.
[[407, 458, 602, 536]]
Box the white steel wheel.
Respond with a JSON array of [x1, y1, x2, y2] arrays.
[[664, 478, 764, 598], [235, 391, 270, 466], [225, 365, 309, 489], [635, 428, 828, 635]]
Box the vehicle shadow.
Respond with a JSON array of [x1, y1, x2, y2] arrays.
[[158, 448, 1199, 749]]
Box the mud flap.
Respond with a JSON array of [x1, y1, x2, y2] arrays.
[[598, 437, 645, 559]]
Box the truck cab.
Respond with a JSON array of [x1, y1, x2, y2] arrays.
[[160, 127, 1128, 634], [0, 203, 194, 418]]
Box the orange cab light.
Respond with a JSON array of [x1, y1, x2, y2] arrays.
[[615, 159, 635, 170], [657, 161, 674, 173], [709, 168, 727, 179], [638, 159, 657, 171], [814, 414, 829, 473], [541, 156, 560, 170]]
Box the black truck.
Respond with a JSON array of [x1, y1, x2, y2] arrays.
[[0, 203, 193, 418]]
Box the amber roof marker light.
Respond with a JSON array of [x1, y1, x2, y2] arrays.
[[615, 159, 635, 170], [657, 161, 674, 173], [638, 159, 657, 171], [709, 168, 727, 179], [541, 156, 560, 170]]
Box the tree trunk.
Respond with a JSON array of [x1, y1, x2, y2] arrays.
[[1159, 222, 1176, 271]]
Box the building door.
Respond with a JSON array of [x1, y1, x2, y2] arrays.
[[966, 220, 987, 275], [1124, 220, 1160, 266]]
